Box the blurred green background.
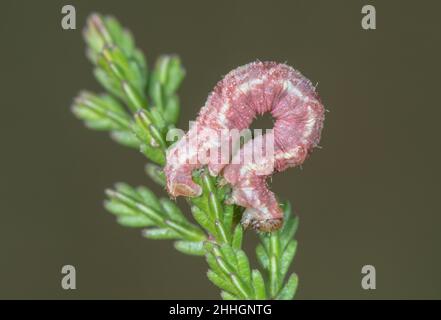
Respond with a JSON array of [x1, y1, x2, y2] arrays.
[[0, 0, 440, 299]]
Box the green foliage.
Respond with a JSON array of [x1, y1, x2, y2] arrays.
[[190, 171, 265, 299], [105, 183, 206, 255], [204, 235, 268, 300], [190, 171, 236, 244], [72, 13, 299, 300], [196, 178, 299, 299], [256, 202, 299, 299], [72, 13, 184, 163]]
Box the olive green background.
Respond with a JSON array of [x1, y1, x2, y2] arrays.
[[0, 0, 439, 299]]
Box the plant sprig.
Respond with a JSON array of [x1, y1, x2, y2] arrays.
[[72, 13, 299, 300], [105, 182, 206, 255]]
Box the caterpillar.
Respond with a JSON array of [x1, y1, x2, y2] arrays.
[[164, 61, 325, 232]]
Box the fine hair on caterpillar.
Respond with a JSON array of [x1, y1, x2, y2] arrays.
[[164, 61, 325, 232], [166, 123, 275, 170]]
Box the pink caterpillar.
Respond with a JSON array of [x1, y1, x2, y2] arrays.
[[164, 61, 325, 232]]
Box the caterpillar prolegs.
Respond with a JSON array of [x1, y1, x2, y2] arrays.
[[164, 61, 325, 232]]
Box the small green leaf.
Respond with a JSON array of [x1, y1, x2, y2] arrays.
[[104, 200, 137, 216], [164, 220, 205, 241], [256, 244, 269, 270], [206, 253, 225, 277], [220, 244, 237, 267], [220, 291, 239, 300], [280, 240, 297, 281], [140, 143, 166, 165], [110, 130, 139, 148], [190, 195, 210, 221], [150, 81, 164, 110], [160, 198, 185, 222], [133, 110, 154, 141], [202, 173, 215, 194], [191, 206, 216, 236], [252, 269, 267, 300], [143, 228, 179, 240], [116, 215, 154, 228], [276, 273, 298, 300], [106, 189, 164, 225], [162, 55, 185, 95], [163, 95, 180, 125], [136, 186, 162, 212], [149, 107, 167, 131], [83, 14, 112, 62], [269, 233, 281, 259], [113, 183, 139, 199], [94, 68, 123, 99], [174, 241, 205, 256], [209, 192, 223, 221], [71, 91, 131, 131], [280, 207, 298, 249], [222, 204, 234, 233], [229, 273, 251, 299], [258, 232, 270, 253], [214, 255, 234, 276], [145, 164, 166, 187], [236, 250, 252, 285], [214, 220, 229, 243], [103, 15, 135, 56], [121, 81, 146, 111], [147, 123, 167, 149], [231, 225, 243, 250], [207, 270, 239, 297]]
